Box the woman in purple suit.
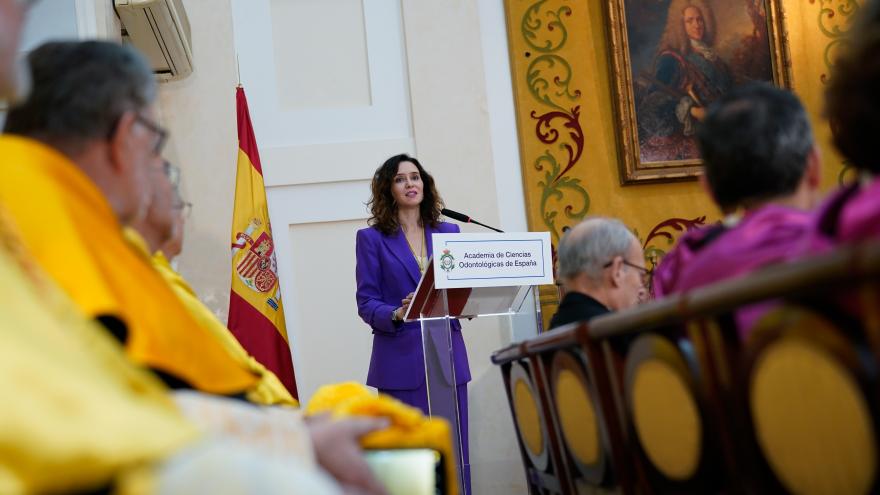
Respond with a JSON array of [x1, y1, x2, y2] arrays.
[[355, 154, 471, 492]]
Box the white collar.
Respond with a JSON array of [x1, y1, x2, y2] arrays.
[[689, 38, 717, 61]]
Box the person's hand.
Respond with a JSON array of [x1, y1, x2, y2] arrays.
[[307, 414, 390, 495], [400, 292, 416, 310], [396, 292, 415, 320], [690, 105, 707, 121]]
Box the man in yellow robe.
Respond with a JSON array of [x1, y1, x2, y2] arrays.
[[0, 6, 234, 492], [0, 213, 358, 493], [0, 40, 257, 395], [0, 31, 385, 494], [128, 161, 297, 406], [0, 205, 197, 494], [0, 202, 374, 493]]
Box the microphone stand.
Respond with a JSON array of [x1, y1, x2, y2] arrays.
[[468, 219, 503, 233], [441, 208, 504, 233]]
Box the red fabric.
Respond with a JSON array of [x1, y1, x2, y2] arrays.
[[235, 87, 263, 175], [228, 290, 298, 398]]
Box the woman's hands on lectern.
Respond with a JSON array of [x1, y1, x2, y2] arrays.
[[395, 292, 415, 321]]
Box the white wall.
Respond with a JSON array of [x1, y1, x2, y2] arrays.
[[156, 1, 240, 321], [20, 0, 78, 50], [479, 0, 528, 234]]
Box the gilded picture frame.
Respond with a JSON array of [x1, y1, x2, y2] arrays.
[[606, 0, 793, 184]]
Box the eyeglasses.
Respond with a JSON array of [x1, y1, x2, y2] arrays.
[[160, 160, 191, 218], [173, 199, 193, 219], [603, 258, 650, 286], [162, 160, 181, 186], [134, 113, 168, 155]]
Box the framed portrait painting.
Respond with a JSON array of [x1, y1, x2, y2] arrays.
[[606, 0, 792, 184]]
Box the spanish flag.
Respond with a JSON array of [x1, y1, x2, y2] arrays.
[[228, 86, 298, 399]]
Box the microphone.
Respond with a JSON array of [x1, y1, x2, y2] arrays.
[[441, 208, 504, 233]]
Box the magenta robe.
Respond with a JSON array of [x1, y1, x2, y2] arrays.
[[674, 205, 812, 338], [792, 179, 880, 338], [838, 178, 880, 241], [677, 205, 812, 291], [652, 224, 725, 298], [805, 177, 880, 252]]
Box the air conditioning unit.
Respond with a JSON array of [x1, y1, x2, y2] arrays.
[[114, 0, 193, 82]]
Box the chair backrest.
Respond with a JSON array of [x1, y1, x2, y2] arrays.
[[494, 342, 570, 493], [493, 242, 880, 494], [742, 305, 878, 494], [494, 321, 636, 493]]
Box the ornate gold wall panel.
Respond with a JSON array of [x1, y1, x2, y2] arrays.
[[504, 0, 854, 328]]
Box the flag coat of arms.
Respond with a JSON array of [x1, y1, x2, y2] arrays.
[[228, 86, 297, 399]]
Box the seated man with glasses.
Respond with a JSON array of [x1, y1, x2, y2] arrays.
[[0, 40, 261, 395], [0, 38, 391, 495], [153, 161, 192, 260], [127, 160, 296, 407], [549, 217, 648, 330]]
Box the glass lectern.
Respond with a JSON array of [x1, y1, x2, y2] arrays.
[[405, 257, 543, 495]]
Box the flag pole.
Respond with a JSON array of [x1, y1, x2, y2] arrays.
[[236, 53, 242, 89]]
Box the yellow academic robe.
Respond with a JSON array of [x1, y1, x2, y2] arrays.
[[125, 229, 297, 407], [0, 136, 257, 394], [0, 206, 197, 494]]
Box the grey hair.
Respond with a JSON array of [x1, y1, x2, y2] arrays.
[[557, 217, 637, 282], [4, 41, 156, 152]]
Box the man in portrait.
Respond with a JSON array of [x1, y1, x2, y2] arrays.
[[630, 0, 775, 163]]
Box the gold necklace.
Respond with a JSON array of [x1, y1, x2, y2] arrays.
[[403, 227, 425, 273]]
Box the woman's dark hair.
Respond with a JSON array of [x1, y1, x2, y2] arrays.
[[826, 0, 880, 174], [367, 154, 443, 235]]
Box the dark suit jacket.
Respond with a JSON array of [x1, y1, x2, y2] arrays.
[[548, 291, 610, 330], [355, 222, 471, 390]]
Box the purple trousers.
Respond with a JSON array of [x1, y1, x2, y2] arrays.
[[379, 384, 471, 495]]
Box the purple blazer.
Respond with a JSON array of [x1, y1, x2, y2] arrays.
[[675, 205, 812, 339], [355, 222, 471, 390]]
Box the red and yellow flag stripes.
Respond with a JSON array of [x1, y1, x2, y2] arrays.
[[228, 86, 298, 399]]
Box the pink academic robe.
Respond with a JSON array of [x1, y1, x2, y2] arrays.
[[838, 178, 880, 241], [805, 178, 880, 253], [652, 224, 726, 299], [794, 180, 880, 328], [675, 205, 812, 338]]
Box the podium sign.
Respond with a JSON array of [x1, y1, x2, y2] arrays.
[[432, 232, 553, 289]]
